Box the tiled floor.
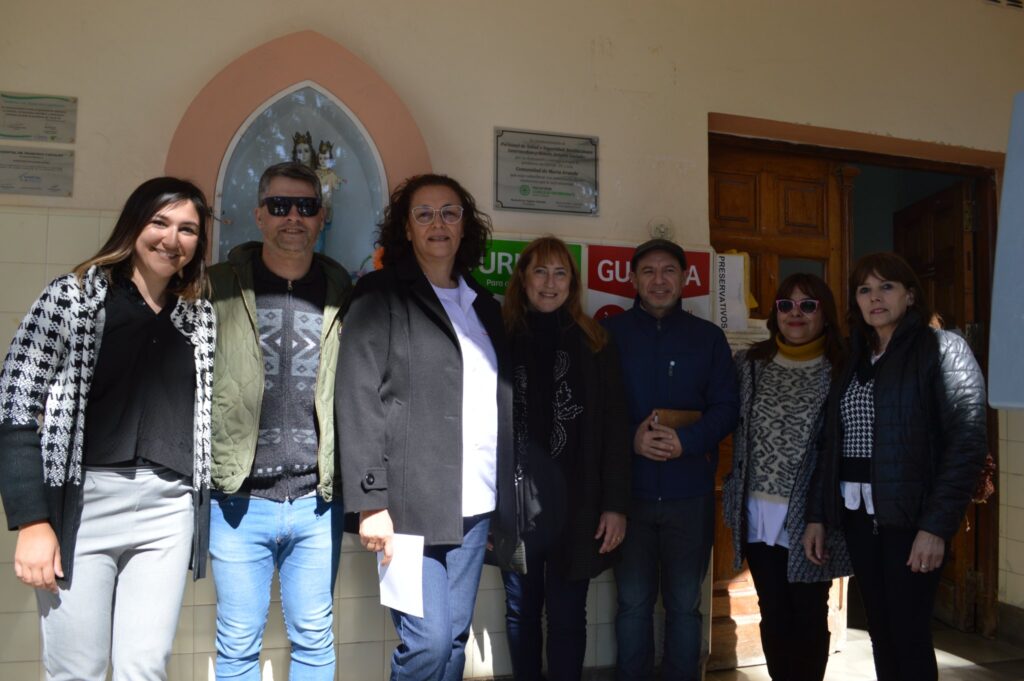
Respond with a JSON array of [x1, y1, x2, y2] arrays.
[[705, 624, 1024, 681]]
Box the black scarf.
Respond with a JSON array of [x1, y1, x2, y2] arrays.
[[512, 308, 585, 548]]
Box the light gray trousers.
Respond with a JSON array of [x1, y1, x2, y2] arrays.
[[36, 466, 194, 681]]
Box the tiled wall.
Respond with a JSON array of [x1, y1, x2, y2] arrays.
[[0, 205, 620, 680], [999, 409, 1024, 609]]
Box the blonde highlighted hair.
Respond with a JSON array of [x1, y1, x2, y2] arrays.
[[503, 236, 607, 352]]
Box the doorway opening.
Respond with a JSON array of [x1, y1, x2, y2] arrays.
[[707, 126, 1001, 670]]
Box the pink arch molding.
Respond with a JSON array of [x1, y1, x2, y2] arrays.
[[166, 30, 431, 204]]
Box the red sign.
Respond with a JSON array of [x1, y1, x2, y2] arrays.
[[587, 245, 710, 299]]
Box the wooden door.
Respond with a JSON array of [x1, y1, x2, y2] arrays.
[[894, 180, 986, 632], [707, 139, 853, 669]]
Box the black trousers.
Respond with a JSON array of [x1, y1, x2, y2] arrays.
[[843, 506, 943, 681], [744, 541, 831, 681]]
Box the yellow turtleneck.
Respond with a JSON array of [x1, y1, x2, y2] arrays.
[[775, 334, 826, 362]]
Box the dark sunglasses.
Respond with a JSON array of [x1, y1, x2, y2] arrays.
[[261, 196, 322, 217], [775, 298, 820, 314]]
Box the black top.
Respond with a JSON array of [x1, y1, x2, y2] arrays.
[[83, 276, 195, 477]]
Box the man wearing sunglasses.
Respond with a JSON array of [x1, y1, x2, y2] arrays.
[[206, 161, 353, 680], [603, 239, 739, 681]]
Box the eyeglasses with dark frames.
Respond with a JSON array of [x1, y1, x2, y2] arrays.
[[775, 298, 820, 315], [261, 196, 322, 217], [411, 204, 464, 225]]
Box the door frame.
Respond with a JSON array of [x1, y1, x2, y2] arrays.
[[708, 114, 1004, 636]]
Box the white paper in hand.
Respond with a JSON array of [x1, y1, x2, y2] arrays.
[[377, 533, 424, 617]]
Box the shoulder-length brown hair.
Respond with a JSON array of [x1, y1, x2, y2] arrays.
[[503, 236, 607, 352], [73, 177, 211, 300], [747, 272, 845, 378], [847, 252, 932, 353], [377, 173, 491, 273]]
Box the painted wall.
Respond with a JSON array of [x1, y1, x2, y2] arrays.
[[2, 1, 1024, 679]]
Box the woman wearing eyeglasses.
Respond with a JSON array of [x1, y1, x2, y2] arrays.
[[723, 272, 850, 681], [804, 253, 986, 681], [337, 173, 515, 681]]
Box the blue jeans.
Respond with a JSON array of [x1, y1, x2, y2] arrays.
[[390, 514, 490, 681], [614, 494, 714, 681], [210, 492, 343, 681], [501, 538, 590, 681]]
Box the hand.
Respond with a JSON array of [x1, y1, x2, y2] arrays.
[[14, 521, 62, 593], [595, 512, 627, 554], [802, 522, 829, 566], [359, 509, 395, 566], [633, 413, 683, 462], [907, 530, 945, 574]]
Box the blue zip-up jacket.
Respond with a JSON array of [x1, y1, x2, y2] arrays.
[[602, 300, 739, 500]]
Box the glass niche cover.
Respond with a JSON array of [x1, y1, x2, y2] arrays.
[[217, 85, 386, 279]]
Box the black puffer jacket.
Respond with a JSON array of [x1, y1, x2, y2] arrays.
[[807, 310, 987, 541]]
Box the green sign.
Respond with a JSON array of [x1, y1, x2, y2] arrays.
[[473, 238, 583, 297]]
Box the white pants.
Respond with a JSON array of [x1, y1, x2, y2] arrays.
[[36, 466, 194, 681]]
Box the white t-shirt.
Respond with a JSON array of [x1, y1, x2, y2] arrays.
[[432, 277, 499, 517]]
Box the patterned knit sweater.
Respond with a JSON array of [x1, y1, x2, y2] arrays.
[[723, 349, 852, 583]]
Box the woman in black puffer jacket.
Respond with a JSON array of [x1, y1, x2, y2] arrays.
[[803, 252, 987, 681]]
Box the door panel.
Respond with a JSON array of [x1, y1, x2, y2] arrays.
[[894, 180, 979, 631], [708, 141, 852, 669]]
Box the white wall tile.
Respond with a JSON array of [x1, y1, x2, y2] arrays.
[[1005, 571, 1024, 609], [45, 213, 101, 267], [0, 209, 47, 264], [471, 587, 506, 634], [336, 641, 385, 681], [478, 565, 503, 590], [336, 596, 384, 644], [0, 661, 40, 681], [593, 578, 617, 625], [257, 648, 289, 680], [192, 604, 217, 654], [1006, 507, 1024, 544], [260, 604, 288, 650], [0, 612, 40, 662], [192, 652, 216, 681], [0, 568, 38, 614], [465, 629, 510, 680], [0, 312, 23, 348], [337, 552, 379, 599], [1007, 410, 1024, 443], [1003, 440, 1024, 476], [1004, 538, 1024, 575], [171, 604, 195, 655], [594, 621, 617, 667], [166, 652, 195, 681], [0, 264, 48, 315]]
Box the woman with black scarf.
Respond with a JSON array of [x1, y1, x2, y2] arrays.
[[500, 236, 631, 681]]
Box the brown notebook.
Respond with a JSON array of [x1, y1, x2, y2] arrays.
[[653, 408, 702, 428]]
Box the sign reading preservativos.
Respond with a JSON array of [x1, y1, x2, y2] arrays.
[[586, 244, 712, 322]]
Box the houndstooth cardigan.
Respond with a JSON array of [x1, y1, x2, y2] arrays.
[[0, 266, 215, 583]]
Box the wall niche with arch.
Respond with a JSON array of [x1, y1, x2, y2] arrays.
[[166, 30, 431, 278]]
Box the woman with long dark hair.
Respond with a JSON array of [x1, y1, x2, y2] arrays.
[[0, 177, 215, 680], [804, 252, 987, 681], [337, 173, 515, 681], [500, 236, 630, 681], [723, 272, 850, 681]]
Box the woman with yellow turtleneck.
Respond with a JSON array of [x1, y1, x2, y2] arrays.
[[723, 273, 852, 681]]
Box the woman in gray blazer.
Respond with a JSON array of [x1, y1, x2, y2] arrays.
[[337, 173, 514, 681]]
